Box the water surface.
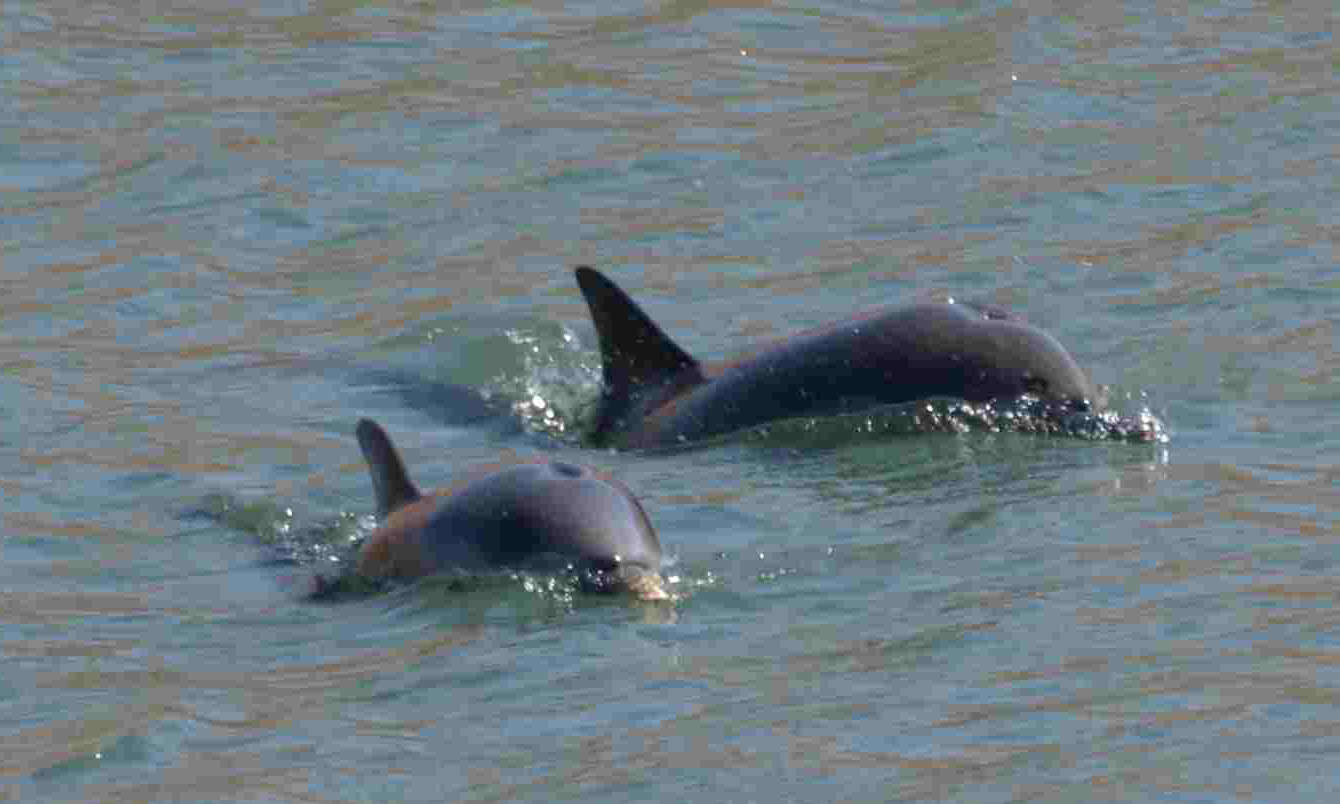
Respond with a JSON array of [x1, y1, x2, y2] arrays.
[[2, 1, 1338, 801]]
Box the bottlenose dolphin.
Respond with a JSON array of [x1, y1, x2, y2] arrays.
[[574, 266, 1097, 449], [353, 418, 666, 599]]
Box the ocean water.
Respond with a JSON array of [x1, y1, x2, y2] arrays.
[[2, 1, 1338, 801]]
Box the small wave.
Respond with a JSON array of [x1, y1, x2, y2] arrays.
[[489, 322, 602, 441], [186, 493, 376, 597], [721, 394, 1168, 451]]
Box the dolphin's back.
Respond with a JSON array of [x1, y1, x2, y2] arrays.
[[573, 267, 1095, 449], [419, 461, 662, 574], [352, 419, 664, 597], [636, 303, 1094, 446]]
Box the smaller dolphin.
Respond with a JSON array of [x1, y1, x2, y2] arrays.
[[575, 266, 1097, 449], [352, 418, 666, 599]]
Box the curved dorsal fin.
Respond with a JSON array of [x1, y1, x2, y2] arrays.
[[355, 419, 422, 517], [574, 267, 704, 437]]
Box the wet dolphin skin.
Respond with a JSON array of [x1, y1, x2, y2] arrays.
[[354, 418, 665, 598], [575, 266, 1096, 449]]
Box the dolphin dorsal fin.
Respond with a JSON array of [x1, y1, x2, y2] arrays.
[[355, 419, 422, 517], [574, 267, 705, 434]]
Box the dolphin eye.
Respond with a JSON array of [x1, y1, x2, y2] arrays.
[[1023, 375, 1049, 395], [585, 556, 620, 573], [550, 461, 583, 478]]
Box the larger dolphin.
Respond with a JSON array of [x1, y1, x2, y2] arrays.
[[352, 418, 666, 599], [574, 266, 1097, 449]]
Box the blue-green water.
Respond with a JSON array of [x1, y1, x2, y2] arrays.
[[3, 2, 1338, 801]]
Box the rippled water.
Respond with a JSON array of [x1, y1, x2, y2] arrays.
[[3, 1, 1338, 801]]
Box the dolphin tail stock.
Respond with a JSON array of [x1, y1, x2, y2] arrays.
[[573, 266, 706, 440], [355, 418, 422, 517]]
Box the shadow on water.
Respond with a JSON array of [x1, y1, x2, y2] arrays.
[[349, 369, 523, 438], [347, 316, 603, 444]]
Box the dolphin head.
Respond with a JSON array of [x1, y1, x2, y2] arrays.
[[956, 306, 1097, 412], [354, 419, 666, 599], [430, 460, 664, 593]]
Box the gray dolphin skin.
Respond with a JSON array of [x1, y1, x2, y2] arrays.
[[354, 418, 666, 598], [575, 266, 1097, 449]]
